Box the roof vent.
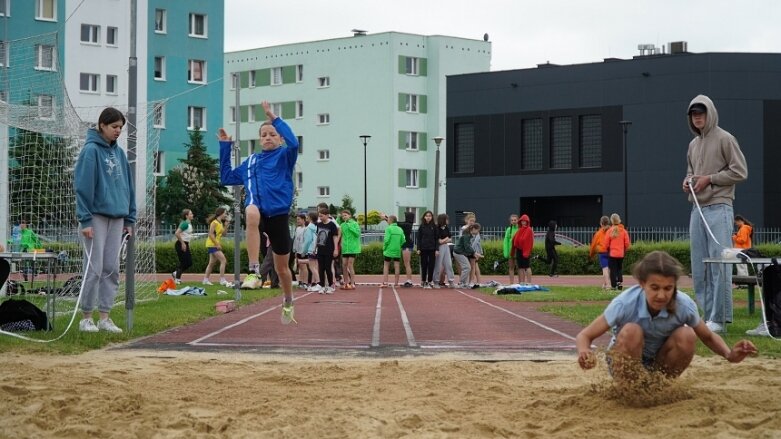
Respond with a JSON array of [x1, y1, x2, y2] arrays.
[[351, 29, 367, 37], [637, 44, 660, 56], [668, 41, 688, 54]]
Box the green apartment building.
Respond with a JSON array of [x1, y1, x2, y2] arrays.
[[224, 31, 490, 221]]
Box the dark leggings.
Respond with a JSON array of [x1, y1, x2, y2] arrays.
[[543, 249, 559, 276], [420, 250, 436, 283], [608, 256, 624, 288], [174, 241, 192, 279], [317, 253, 334, 287]]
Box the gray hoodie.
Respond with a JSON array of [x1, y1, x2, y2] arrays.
[[685, 94, 747, 207]]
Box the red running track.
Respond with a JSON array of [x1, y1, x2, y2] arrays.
[[129, 283, 612, 357]]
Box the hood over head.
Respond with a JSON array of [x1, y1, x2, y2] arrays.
[[687, 94, 719, 137], [519, 214, 531, 227]]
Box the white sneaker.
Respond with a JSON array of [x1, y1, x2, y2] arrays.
[[241, 273, 261, 289], [746, 322, 770, 336], [307, 284, 323, 293], [202, 279, 213, 286], [219, 279, 234, 288], [705, 321, 724, 333], [324, 286, 335, 294], [97, 318, 123, 334], [79, 318, 98, 333]]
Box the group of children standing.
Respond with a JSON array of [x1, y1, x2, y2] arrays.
[[589, 213, 631, 290]]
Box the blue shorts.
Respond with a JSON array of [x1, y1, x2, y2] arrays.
[[598, 253, 609, 269], [402, 243, 414, 251], [207, 247, 220, 254]]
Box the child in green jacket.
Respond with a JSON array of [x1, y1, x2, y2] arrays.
[[340, 210, 361, 290], [382, 215, 405, 287], [502, 214, 519, 284]]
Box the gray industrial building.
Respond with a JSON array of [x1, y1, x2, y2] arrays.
[[444, 49, 781, 228]]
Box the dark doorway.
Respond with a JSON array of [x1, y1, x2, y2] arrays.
[[520, 195, 603, 227]]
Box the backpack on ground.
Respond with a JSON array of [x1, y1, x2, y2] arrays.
[[0, 299, 50, 331], [761, 258, 781, 337]]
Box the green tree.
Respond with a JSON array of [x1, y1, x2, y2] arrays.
[[156, 128, 233, 225], [340, 194, 356, 216], [8, 129, 76, 228]]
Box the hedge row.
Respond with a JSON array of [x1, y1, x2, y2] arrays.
[[154, 239, 781, 276]]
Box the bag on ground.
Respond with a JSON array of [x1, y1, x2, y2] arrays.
[[0, 299, 49, 331], [761, 259, 781, 336]]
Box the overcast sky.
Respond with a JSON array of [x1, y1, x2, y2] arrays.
[[224, 0, 780, 72]]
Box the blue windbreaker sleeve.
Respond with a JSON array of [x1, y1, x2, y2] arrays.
[[219, 140, 247, 186], [74, 145, 98, 228], [271, 117, 299, 168]]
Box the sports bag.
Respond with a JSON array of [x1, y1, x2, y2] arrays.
[[761, 258, 781, 337]]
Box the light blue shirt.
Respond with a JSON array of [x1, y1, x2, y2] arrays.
[[604, 285, 700, 360]]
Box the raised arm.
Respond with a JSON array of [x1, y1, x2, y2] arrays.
[[217, 128, 245, 186]]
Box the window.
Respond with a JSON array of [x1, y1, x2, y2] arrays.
[[188, 106, 205, 130], [406, 132, 419, 150], [153, 151, 165, 176], [405, 169, 419, 188], [0, 0, 8, 17], [521, 119, 543, 170], [271, 103, 283, 117], [230, 73, 238, 89], [317, 113, 330, 125], [296, 64, 303, 82], [405, 57, 419, 75], [0, 41, 8, 67], [189, 13, 207, 37], [271, 67, 282, 85], [153, 102, 165, 128], [36, 44, 55, 70], [454, 123, 475, 174], [406, 94, 418, 112], [229, 106, 236, 123], [106, 27, 118, 46], [317, 186, 330, 197], [105, 75, 117, 94], [250, 70, 256, 87], [80, 73, 99, 93], [579, 115, 602, 168], [154, 56, 165, 80], [297, 136, 303, 154], [551, 116, 572, 169], [296, 101, 303, 119], [0, 90, 7, 103], [188, 59, 206, 83], [80, 24, 99, 44], [318, 150, 330, 161], [296, 172, 303, 189], [317, 76, 330, 87], [38, 95, 54, 119], [36, 0, 56, 20], [154, 9, 166, 33]]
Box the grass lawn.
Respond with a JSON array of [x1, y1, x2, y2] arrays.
[[480, 285, 781, 358], [0, 284, 279, 355]]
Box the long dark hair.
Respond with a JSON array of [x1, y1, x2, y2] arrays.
[[437, 213, 449, 228], [421, 210, 435, 225], [98, 107, 126, 128], [735, 214, 754, 238], [207, 207, 226, 224]]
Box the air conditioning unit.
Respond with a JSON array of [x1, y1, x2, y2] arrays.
[[669, 41, 688, 54]]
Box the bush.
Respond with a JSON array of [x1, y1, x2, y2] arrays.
[[154, 239, 781, 276]]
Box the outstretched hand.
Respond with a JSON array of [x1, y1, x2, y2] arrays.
[[217, 128, 232, 141], [261, 101, 276, 121], [726, 339, 758, 363]]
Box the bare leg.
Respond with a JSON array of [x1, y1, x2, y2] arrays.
[[602, 266, 611, 289], [508, 258, 516, 284], [273, 252, 293, 303], [309, 259, 319, 286], [204, 253, 216, 279], [469, 259, 476, 284], [393, 261, 401, 285], [246, 205, 261, 270], [402, 249, 412, 282], [298, 261, 309, 286], [654, 326, 696, 378], [610, 323, 645, 385], [217, 251, 227, 277], [382, 261, 390, 285]]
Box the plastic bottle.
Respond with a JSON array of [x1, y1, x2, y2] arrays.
[[10, 225, 21, 252]]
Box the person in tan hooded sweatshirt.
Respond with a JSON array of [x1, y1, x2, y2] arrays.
[[682, 94, 747, 334]]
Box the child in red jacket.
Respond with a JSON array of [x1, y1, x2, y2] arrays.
[[512, 214, 534, 284]]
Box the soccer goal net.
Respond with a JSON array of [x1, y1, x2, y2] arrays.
[[0, 32, 160, 315]]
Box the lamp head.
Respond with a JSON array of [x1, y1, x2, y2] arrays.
[[433, 136, 444, 146], [359, 135, 371, 144]]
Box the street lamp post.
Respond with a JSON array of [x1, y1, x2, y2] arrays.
[[359, 135, 371, 231], [432, 136, 444, 216], [619, 120, 632, 226]]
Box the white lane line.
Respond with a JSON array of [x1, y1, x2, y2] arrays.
[[455, 289, 576, 341], [371, 287, 383, 347], [189, 292, 314, 345], [392, 287, 418, 347]]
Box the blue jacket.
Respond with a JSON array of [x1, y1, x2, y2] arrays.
[[220, 117, 299, 217], [74, 128, 137, 228]]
